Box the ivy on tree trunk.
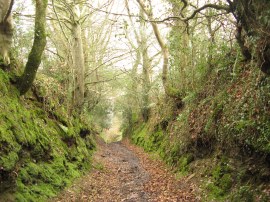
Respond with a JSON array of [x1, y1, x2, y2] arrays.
[[16, 0, 48, 95]]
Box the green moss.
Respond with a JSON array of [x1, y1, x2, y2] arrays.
[[0, 151, 19, 171], [131, 123, 194, 177], [131, 124, 168, 154], [206, 182, 225, 199], [0, 69, 9, 94], [30, 182, 57, 198], [219, 174, 233, 191], [231, 186, 254, 202], [205, 158, 233, 200], [0, 70, 96, 201]]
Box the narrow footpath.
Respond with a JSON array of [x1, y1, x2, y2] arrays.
[[52, 139, 199, 202]]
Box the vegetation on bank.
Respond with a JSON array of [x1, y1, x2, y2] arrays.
[[119, 1, 270, 200], [122, 61, 270, 201], [0, 69, 96, 201]]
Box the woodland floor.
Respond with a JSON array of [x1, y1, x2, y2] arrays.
[[51, 139, 200, 202]]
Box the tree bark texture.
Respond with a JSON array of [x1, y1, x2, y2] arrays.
[[72, 22, 85, 109]]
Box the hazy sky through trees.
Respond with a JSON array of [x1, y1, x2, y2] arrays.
[[13, 0, 170, 76]]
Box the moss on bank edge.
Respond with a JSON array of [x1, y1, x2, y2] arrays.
[[0, 69, 96, 201]]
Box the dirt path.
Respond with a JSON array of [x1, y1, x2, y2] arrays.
[[52, 139, 199, 202]]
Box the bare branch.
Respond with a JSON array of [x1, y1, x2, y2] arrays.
[[183, 3, 230, 21], [85, 72, 127, 86], [85, 50, 135, 78], [52, 0, 69, 42], [151, 3, 230, 23], [180, 0, 188, 17], [45, 48, 64, 60]]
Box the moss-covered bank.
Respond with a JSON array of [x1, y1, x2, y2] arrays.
[[0, 69, 96, 201], [124, 64, 270, 201]]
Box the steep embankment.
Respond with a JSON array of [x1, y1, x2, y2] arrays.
[[125, 65, 270, 201], [0, 69, 96, 201]]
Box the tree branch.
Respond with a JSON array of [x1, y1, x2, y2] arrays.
[[183, 3, 230, 21], [85, 72, 126, 86], [52, 0, 69, 42]]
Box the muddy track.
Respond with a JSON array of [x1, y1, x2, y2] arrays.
[[52, 140, 198, 202]]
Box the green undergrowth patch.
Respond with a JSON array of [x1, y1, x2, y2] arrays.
[[131, 124, 165, 153], [0, 69, 96, 201], [204, 157, 234, 200], [131, 123, 193, 176]]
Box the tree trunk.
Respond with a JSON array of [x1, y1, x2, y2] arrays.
[[0, 0, 14, 66], [140, 17, 151, 121], [71, 22, 85, 110], [16, 0, 48, 95], [131, 49, 140, 104]]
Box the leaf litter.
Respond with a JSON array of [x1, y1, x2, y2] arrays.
[[51, 138, 199, 202]]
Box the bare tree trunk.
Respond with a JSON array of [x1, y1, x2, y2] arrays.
[[140, 15, 151, 121], [72, 22, 85, 110]]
